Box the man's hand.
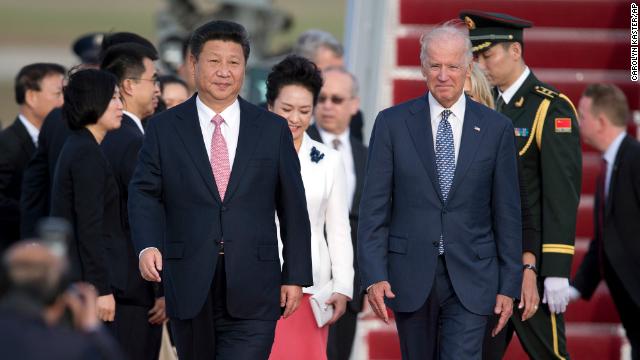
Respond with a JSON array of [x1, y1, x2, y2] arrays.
[[542, 277, 570, 314], [518, 268, 540, 321], [148, 297, 167, 325], [65, 282, 100, 331], [139, 248, 162, 282], [97, 294, 116, 322], [492, 294, 514, 337], [325, 293, 350, 326], [280, 285, 303, 318], [366, 281, 395, 324]]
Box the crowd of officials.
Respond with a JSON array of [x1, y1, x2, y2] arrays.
[[0, 9, 638, 360]]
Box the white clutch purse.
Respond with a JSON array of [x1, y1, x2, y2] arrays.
[[309, 280, 334, 328]]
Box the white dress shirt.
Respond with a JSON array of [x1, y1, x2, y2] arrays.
[[18, 114, 39, 146], [277, 133, 354, 298], [196, 95, 240, 168], [498, 66, 531, 104], [603, 131, 626, 198], [428, 92, 466, 163], [317, 126, 356, 211], [123, 110, 145, 134]]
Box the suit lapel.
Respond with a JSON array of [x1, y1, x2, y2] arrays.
[[13, 117, 36, 157], [498, 73, 535, 124], [223, 97, 263, 203], [172, 95, 222, 204], [404, 95, 441, 201], [448, 98, 486, 201]]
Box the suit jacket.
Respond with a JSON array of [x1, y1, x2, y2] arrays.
[[279, 133, 353, 298], [0, 117, 36, 247], [101, 114, 158, 306], [128, 95, 313, 320], [50, 129, 128, 296], [307, 124, 367, 312], [20, 108, 71, 238], [573, 135, 640, 307], [358, 94, 522, 315]]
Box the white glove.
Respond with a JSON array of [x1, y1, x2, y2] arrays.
[[542, 277, 570, 314], [568, 286, 581, 302]]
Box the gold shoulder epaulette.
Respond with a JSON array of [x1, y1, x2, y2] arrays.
[[534, 85, 558, 99]]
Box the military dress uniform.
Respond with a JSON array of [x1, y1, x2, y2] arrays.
[[460, 10, 582, 360]]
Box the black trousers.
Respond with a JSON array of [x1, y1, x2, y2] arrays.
[[395, 256, 488, 360], [170, 255, 277, 360], [604, 257, 640, 360], [327, 306, 359, 360], [105, 302, 162, 360]]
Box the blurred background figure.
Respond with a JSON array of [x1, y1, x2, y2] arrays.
[[571, 84, 640, 360], [159, 74, 190, 109], [0, 63, 65, 251], [464, 62, 495, 109], [72, 33, 105, 68], [49, 69, 125, 328], [0, 237, 123, 360], [266, 55, 353, 360]]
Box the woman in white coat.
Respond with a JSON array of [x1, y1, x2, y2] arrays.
[[267, 55, 354, 360]]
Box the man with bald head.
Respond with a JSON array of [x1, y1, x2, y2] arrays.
[[358, 22, 521, 359]]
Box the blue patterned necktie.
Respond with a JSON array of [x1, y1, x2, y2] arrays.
[[435, 109, 455, 255]]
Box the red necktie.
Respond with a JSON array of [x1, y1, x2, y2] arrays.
[[210, 114, 230, 201]]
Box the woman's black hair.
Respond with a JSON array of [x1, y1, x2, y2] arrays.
[[265, 55, 323, 107], [62, 69, 118, 130]]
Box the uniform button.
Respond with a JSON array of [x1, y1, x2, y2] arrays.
[[221, 206, 228, 212], [432, 241, 439, 247]]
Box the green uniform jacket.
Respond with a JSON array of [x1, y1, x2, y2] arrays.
[[498, 71, 582, 278]]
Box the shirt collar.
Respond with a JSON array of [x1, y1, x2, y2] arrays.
[[18, 113, 39, 145], [122, 111, 145, 134], [427, 91, 466, 122], [603, 131, 626, 165], [196, 95, 240, 127], [499, 66, 530, 104], [317, 124, 350, 145]]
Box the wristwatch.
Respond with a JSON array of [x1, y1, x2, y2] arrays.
[[523, 263, 537, 274]]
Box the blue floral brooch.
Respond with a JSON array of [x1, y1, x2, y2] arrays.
[[310, 146, 325, 163]]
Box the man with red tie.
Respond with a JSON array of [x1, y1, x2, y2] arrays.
[[571, 84, 640, 359], [128, 20, 313, 359]]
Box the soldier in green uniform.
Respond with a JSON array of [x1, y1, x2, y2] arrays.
[[459, 10, 582, 360]]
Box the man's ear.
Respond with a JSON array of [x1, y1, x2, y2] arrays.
[[510, 42, 523, 61], [120, 80, 134, 97], [24, 89, 38, 109]]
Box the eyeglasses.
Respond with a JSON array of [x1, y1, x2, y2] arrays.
[[128, 77, 160, 86], [318, 94, 350, 105]]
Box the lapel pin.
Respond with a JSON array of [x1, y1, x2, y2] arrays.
[[474, 126, 481, 132], [515, 97, 524, 108]]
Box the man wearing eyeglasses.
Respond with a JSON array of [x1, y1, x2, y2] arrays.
[[99, 42, 165, 360], [307, 66, 368, 360]]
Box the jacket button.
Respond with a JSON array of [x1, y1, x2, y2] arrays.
[[221, 206, 227, 212]]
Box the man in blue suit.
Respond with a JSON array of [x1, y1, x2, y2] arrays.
[[128, 20, 313, 359], [358, 22, 522, 359]]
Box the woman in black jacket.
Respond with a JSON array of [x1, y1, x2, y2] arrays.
[[50, 69, 124, 323]]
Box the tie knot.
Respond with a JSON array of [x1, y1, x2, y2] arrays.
[[332, 138, 342, 150], [441, 109, 452, 121], [212, 114, 225, 127]]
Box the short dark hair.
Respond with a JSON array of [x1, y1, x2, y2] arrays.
[[583, 83, 629, 128], [63, 69, 117, 130], [158, 74, 188, 93], [99, 32, 158, 60], [189, 20, 250, 61], [100, 43, 158, 83], [14, 63, 66, 105], [266, 55, 323, 107]]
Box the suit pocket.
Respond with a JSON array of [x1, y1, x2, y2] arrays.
[[475, 243, 497, 259], [258, 245, 279, 261], [165, 242, 184, 259], [388, 235, 408, 254]]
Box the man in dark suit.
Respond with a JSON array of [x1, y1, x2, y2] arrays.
[[570, 84, 640, 359], [100, 42, 164, 360], [0, 63, 65, 248], [358, 23, 522, 359], [306, 66, 367, 360], [128, 20, 313, 359]]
